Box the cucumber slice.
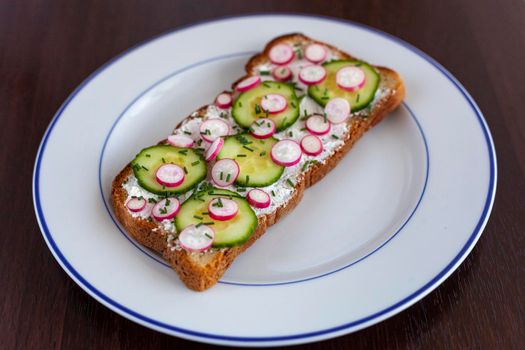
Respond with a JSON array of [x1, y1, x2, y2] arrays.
[[232, 81, 300, 131], [175, 188, 257, 248], [308, 60, 380, 112], [217, 133, 284, 187], [131, 145, 206, 195]]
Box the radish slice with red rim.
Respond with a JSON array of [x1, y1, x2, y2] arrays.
[[325, 98, 351, 124], [126, 197, 146, 212], [272, 66, 292, 81], [250, 118, 276, 139], [305, 114, 331, 135], [208, 197, 239, 221], [199, 119, 230, 142], [268, 44, 295, 65], [215, 92, 233, 109], [271, 139, 302, 167], [247, 189, 271, 209], [152, 198, 180, 221], [298, 65, 327, 85], [205, 137, 224, 161], [167, 134, 194, 148], [155, 164, 185, 187], [236, 76, 261, 92], [336, 66, 366, 91], [305, 44, 327, 63], [260, 94, 288, 114], [178, 224, 214, 252], [211, 158, 239, 187], [300, 135, 323, 156]]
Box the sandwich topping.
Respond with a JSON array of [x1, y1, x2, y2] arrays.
[[122, 40, 390, 253]]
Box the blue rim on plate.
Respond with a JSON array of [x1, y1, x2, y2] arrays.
[[33, 14, 497, 343], [97, 50, 430, 287]]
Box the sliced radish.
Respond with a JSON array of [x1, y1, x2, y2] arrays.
[[305, 114, 331, 135], [215, 92, 233, 109], [272, 66, 292, 81], [336, 66, 366, 91], [156, 164, 185, 187], [305, 44, 327, 63], [260, 94, 288, 114], [250, 118, 276, 139], [268, 44, 295, 65], [298, 65, 326, 85], [271, 139, 302, 167], [325, 98, 351, 124], [211, 158, 239, 187], [205, 137, 224, 161], [178, 224, 214, 252], [208, 197, 238, 221], [199, 119, 230, 143], [167, 134, 194, 148], [126, 197, 146, 212], [236, 76, 261, 92], [152, 198, 180, 221], [300, 135, 323, 156], [247, 189, 270, 209]]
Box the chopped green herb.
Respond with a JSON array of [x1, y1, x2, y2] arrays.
[[356, 94, 360, 103], [331, 134, 339, 139], [262, 82, 271, 88], [243, 145, 254, 152], [255, 104, 261, 114], [271, 190, 276, 196], [196, 222, 204, 228], [183, 130, 191, 135], [259, 151, 266, 156], [291, 102, 296, 108], [286, 179, 295, 187], [145, 154, 151, 158], [259, 70, 270, 75], [323, 113, 327, 123], [238, 101, 243, 107], [148, 198, 157, 203], [160, 207, 167, 214], [204, 233, 213, 239], [191, 160, 200, 166], [288, 131, 293, 137], [203, 221, 215, 226], [183, 166, 188, 174], [165, 198, 171, 206], [246, 175, 250, 184], [237, 187, 246, 192], [161, 157, 166, 163], [237, 154, 247, 157], [193, 215, 203, 220], [226, 173, 231, 182], [220, 171, 224, 180], [141, 165, 149, 171]]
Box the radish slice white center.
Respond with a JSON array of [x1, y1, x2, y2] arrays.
[[268, 44, 295, 65], [236, 76, 261, 92], [260, 94, 287, 114], [247, 189, 271, 209], [301, 135, 323, 156], [299, 65, 327, 85], [126, 197, 146, 212], [215, 92, 232, 108], [305, 44, 327, 63], [205, 137, 224, 161], [272, 66, 292, 81], [155, 164, 185, 187], [305, 114, 331, 135], [250, 118, 276, 139], [271, 139, 302, 167], [211, 158, 239, 187], [178, 224, 214, 252], [208, 197, 239, 221], [167, 134, 194, 148], [199, 119, 230, 142], [152, 198, 180, 221], [336, 66, 366, 91], [325, 98, 351, 124]]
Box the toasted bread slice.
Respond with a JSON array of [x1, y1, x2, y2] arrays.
[[111, 34, 405, 291]]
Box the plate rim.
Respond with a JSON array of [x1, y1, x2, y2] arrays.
[[32, 13, 497, 345]]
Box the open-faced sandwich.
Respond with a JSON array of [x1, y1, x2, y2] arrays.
[[111, 33, 405, 291]]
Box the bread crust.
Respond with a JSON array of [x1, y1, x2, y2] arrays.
[[111, 33, 405, 291]]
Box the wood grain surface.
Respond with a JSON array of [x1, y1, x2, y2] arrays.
[[1, 0, 524, 349]]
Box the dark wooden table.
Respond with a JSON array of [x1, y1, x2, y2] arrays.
[[2, 0, 524, 349]]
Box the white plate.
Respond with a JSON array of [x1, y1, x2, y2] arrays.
[[33, 14, 496, 347]]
